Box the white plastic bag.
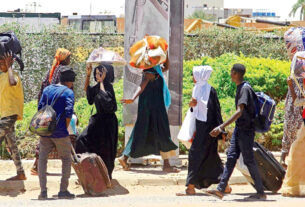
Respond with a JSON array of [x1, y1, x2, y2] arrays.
[[87, 47, 126, 66], [177, 108, 196, 149], [236, 154, 250, 177]]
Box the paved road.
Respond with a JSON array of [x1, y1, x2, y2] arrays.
[[1, 183, 304, 207]]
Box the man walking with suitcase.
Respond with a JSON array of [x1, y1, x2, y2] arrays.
[[37, 67, 76, 200], [207, 64, 266, 200]]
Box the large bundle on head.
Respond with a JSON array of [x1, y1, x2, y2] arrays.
[[0, 31, 24, 71], [284, 27, 305, 60], [129, 35, 168, 70], [87, 47, 126, 66]]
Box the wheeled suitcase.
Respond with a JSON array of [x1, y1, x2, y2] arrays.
[[236, 142, 286, 193], [71, 147, 112, 196]]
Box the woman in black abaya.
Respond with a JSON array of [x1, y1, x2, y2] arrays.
[[177, 66, 231, 196], [75, 63, 118, 179]]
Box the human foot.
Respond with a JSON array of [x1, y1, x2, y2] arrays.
[[205, 189, 224, 200], [224, 185, 232, 194], [176, 188, 196, 196], [118, 156, 130, 171], [163, 166, 180, 173]]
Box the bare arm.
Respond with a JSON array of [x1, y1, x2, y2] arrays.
[[84, 63, 92, 91], [287, 77, 297, 103], [66, 118, 71, 129], [121, 73, 155, 104], [210, 104, 244, 137], [4, 52, 17, 86]]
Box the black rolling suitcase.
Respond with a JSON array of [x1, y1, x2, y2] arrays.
[[236, 142, 286, 193]]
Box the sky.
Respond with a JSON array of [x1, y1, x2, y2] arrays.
[[0, 0, 300, 20]]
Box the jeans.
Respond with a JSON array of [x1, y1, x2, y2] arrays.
[[217, 127, 264, 194]]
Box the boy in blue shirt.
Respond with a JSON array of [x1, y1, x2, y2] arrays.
[[38, 66, 76, 200]]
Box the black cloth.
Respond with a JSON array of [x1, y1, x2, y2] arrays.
[[75, 82, 118, 179], [186, 87, 224, 189], [235, 82, 256, 131], [123, 68, 178, 158]]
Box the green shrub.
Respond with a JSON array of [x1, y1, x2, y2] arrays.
[[184, 27, 287, 61]]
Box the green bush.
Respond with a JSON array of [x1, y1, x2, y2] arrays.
[[184, 26, 288, 61], [183, 53, 290, 102]]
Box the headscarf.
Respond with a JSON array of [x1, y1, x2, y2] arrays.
[[153, 65, 171, 109], [192, 66, 213, 122], [93, 64, 115, 83], [49, 48, 71, 83]]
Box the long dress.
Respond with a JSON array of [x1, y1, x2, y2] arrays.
[[282, 79, 303, 154], [75, 82, 118, 179], [123, 68, 177, 159], [186, 87, 224, 189], [281, 123, 305, 196]]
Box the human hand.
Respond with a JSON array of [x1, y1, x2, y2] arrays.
[[209, 126, 223, 137], [121, 99, 134, 104], [189, 98, 197, 107], [3, 52, 14, 69], [86, 63, 92, 76]]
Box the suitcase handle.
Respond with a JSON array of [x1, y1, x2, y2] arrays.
[[70, 144, 79, 163]]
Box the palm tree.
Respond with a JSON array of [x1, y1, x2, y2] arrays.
[[290, 0, 305, 20]]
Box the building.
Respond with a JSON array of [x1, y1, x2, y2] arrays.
[[184, 0, 224, 17], [64, 15, 117, 33], [0, 12, 61, 32]]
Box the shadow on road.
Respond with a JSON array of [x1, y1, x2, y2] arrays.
[[76, 179, 129, 198], [0, 180, 26, 197]]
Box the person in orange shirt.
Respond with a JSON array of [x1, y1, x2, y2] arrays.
[[0, 52, 26, 181]]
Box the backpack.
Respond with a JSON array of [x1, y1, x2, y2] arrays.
[[243, 83, 276, 133], [253, 92, 276, 133], [29, 88, 68, 136], [0, 32, 24, 71]]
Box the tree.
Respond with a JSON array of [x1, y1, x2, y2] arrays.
[[290, 0, 305, 20]]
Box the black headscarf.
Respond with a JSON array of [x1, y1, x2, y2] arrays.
[[93, 64, 114, 83]]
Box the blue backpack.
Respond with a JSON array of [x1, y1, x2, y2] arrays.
[[253, 92, 276, 133], [243, 83, 276, 133]]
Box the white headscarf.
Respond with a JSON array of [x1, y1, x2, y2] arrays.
[[192, 66, 213, 122]]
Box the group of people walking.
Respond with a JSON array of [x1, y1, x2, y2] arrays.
[[0, 42, 305, 201]]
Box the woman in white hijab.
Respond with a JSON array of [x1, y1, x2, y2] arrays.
[[177, 66, 230, 196]]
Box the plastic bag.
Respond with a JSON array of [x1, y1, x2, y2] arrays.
[[284, 27, 305, 60], [87, 47, 126, 66], [177, 108, 196, 149], [129, 35, 168, 70]]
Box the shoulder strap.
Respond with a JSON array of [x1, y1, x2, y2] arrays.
[[50, 87, 68, 107]]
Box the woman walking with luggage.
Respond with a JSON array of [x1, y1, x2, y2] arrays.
[[31, 48, 71, 175], [177, 66, 231, 196], [118, 57, 179, 173], [75, 63, 118, 179]]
